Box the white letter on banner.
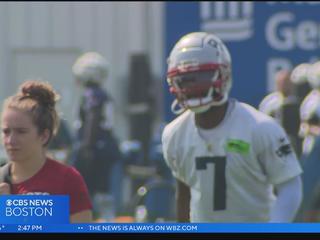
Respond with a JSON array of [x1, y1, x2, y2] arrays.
[[44, 207, 53, 216], [266, 12, 295, 50], [296, 21, 318, 50], [5, 208, 12, 216]]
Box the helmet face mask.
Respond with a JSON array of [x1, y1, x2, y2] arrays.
[[167, 32, 232, 115], [168, 69, 226, 109]]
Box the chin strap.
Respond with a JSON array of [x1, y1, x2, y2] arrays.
[[171, 99, 186, 115]]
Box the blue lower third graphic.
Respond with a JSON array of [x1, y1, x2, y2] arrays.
[[0, 195, 69, 224], [1, 223, 320, 233]]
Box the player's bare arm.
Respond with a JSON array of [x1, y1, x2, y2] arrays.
[[176, 179, 191, 222]]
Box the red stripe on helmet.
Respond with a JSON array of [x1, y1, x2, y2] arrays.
[[167, 63, 223, 78]]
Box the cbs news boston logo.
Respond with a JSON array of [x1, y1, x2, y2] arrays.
[[0, 195, 69, 224]]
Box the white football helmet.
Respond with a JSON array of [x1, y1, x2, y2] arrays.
[[300, 90, 320, 124], [307, 61, 320, 89], [290, 63, 310, 85], [258, 92, 284, 119], [167, 32, 232, 114], [72, 52, 109, 85]]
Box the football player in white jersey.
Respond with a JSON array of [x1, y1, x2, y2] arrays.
[[258, 69, 302, 157], [162, 32, 303, 222]]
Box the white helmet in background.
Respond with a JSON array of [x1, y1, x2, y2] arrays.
[[299, 89, 320, 154], [300, 90, 320, 124], [290, 63, 310, 85], [72, 52, 109, 85], [258, 92, 284, 118], [307, 61, 320, 89], [167, 32, 232, 115]]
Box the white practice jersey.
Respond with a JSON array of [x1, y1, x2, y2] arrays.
[[162, 99, 302, 222]]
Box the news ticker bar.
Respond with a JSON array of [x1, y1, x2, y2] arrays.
[[1, 223, 320, 233]]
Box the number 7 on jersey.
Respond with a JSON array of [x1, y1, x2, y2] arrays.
[[196, 156, 227, 211]]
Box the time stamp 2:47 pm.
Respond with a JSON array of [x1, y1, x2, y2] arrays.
[[17, 225, 43, 231]]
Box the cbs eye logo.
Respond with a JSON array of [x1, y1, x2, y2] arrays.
[[6, 200, 12, 206]]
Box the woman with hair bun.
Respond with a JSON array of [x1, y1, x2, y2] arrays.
[[0, 80, 93, 223]]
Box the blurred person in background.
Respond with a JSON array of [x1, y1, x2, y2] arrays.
[[162, 32, 302, 222], [291, 63, 313, 103], [259, 64, 312, 159], [259, 70, 294, 122], [0, 80, 92, 223], [298, 62, 320, 157], [71, 52, 122, 221], [297, 61, 320, 222]]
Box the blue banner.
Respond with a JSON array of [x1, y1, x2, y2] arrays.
[[0, 223, 320, 233], [0, 195, 69, 224], [164, 2, 320, 122]]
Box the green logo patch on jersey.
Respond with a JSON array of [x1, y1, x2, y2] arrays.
[[226, 139, 250, 155]]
